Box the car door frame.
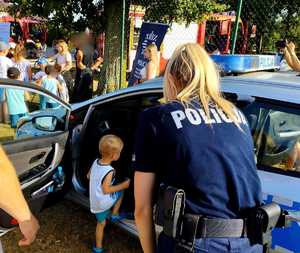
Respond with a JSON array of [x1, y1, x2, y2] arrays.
[[70, 86, 163, 193], [0, 78, 71, 190]]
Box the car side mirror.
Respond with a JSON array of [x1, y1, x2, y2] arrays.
[[32, 116, 58, 132]]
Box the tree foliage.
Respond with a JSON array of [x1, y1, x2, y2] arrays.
[[8, 0, 104, 40], [224, 0, 300, 51], [134, 0, 227, 24]]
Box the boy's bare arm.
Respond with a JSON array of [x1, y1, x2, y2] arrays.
[[102, 172, 130, 194]]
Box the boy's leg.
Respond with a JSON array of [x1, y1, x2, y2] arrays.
[[95, 220, 106, 249], [2, 102, 8, 123], [111, 192, 124, 216]]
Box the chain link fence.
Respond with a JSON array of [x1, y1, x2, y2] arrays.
[[124, 0, 300, 77]]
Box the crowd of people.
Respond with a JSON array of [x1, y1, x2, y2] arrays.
[[0, 32, 105, 128]]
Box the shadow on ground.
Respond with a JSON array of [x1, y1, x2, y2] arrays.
[[2, 200, 142, 253]]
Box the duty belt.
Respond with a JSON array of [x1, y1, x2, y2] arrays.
[[194, 216, 247, 238], [178, 214, 247, 251]]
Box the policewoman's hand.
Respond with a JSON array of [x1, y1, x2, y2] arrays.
[[18, 214, 40, 246]]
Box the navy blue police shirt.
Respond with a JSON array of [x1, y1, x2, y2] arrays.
[[134, 101, 262, 219]]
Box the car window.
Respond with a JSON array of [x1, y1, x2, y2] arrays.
[[235, 95, 300, 175], [0, 86, 68, 143]]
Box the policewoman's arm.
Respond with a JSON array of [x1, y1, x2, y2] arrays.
[[0, 146, 39, 246], [134, 110, 158, 253], [134, 172, 156, 253]]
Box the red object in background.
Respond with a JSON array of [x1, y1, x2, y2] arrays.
[[10, 218, 18, 225], [0, 14, 48, 43], [220, 20, 230, 36], [197, 23, 206, 46]]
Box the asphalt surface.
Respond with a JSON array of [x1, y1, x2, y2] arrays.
[[2, 200, 142, 253]]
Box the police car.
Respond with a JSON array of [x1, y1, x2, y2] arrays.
[[0, 70, 299, 252], [67, 71, 300, 253]]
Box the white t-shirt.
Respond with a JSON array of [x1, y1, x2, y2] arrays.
[[53, 52, 72, 70], [33, 70, 46, 81], [0, 56, 13, 78], [89, 160, 117, 213], [13, 59, 31, 82]]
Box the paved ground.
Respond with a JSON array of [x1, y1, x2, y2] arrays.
[[2, 200, 142, 253]]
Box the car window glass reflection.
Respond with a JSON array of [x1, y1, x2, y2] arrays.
[[0, 87, 66, 143], [237, 97, 300, 174]]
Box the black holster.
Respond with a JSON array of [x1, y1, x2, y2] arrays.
[[155, 185, 199, 251], [155, 184, 185, 239]]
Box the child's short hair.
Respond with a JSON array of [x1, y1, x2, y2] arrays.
[[99, 134, 123, 157], [45, 65, 56, 75], [54, 63, 62, 73], [7, 67, 21, 80]]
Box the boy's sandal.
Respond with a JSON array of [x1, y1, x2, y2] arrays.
[[92, 246, 105, 253]]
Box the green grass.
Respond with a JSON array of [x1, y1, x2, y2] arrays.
[[0, 123, 15, 142]]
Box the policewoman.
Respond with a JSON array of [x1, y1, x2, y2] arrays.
[[134, 43, 263, 253]]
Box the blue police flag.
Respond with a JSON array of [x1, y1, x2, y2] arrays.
[[128, 22, 169, 86], [0, 23, 10, 44]]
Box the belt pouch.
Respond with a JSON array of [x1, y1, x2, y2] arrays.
[[155, 185, 185, 239]]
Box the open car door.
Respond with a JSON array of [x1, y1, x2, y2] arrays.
[[0, 79, 71, 233]]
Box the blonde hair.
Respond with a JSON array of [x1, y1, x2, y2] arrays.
[[13, 44, 26, 62], [163, 43, 239, 125], [57, 40, 69, 55], [145, 43, 159, 76], [99, 134, 124, 158], [145, 44, 158, 62]]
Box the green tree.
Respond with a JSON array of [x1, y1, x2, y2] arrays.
[[135, 0, 227, 24], [224, 0, 300, 53]]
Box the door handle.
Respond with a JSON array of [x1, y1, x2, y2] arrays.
[[29, 152, 46, 164]]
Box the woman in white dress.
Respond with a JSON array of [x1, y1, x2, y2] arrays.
[[139, 44, 159, 83], [50, 40, 73, 98]]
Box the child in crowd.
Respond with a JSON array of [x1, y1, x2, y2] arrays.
[[40, 65, 63, 109], [33, 57, 48, 85], [0, 41, 13, 123], [54, 64, 69, 103], [6, 67, 28, 128], [87, 134, 130, 253]]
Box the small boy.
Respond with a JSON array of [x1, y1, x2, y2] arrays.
[[88, 134, 130, 253], [39, 65, 63, 109], [6, 67, 28, 128]]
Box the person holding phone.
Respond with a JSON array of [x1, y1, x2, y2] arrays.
[[283, 41, 300, 72]]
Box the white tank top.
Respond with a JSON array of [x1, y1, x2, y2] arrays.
[[89, 160, 116, 213], [140, 66, 146, 80]]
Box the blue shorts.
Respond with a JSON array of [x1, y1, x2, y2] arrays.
[[95, 210, 111, 223], [10, 113, 27, 128], [94, 191, 123, 223]]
